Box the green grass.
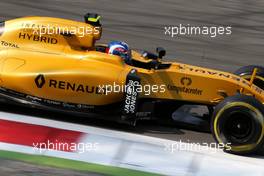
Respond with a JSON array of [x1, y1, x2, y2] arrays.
[[0, 150, 160, 176]]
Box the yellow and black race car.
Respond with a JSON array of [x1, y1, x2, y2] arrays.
[[0, 13, 264, 155]]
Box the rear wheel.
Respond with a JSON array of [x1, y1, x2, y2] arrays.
[[211, 94, 264, 155], [234, 65, 264, 89]]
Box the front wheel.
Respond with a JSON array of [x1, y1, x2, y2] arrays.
[[211, 94, 264, 155]]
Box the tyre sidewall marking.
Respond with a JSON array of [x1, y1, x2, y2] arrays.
[[214, 102, 264, 152]]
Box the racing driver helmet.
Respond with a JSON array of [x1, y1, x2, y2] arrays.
[[107, 41, 131, 63]]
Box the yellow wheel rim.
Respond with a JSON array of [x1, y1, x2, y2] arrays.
[[214, 102, 264, 152]]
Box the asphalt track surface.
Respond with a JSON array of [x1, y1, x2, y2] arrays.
[[0, 0, 264, 175]]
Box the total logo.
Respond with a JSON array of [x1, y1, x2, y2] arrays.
[[1, 41, 19, 48]]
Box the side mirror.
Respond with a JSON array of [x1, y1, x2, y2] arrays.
[[142, 51, 158, 60], [156, 47, 166, 59]]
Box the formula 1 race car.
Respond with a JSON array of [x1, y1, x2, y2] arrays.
[[0, 13, 264, 155]]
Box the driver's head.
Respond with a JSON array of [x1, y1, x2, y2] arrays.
[[107, 41, 131, 61]]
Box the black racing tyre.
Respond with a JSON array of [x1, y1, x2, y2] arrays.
[[234, 65, 264, 90], [211, 94, 264, 155]]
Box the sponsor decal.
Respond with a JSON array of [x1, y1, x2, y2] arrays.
[[34, 74, 105, 95], [21, 23, 46, 31], [77, 104, 94, 109], [123, 79, 139, 114], [179, 65, 235, 78], [62, 102, 76, 108], [18, 32, 58, 44], [26, 95, 42, 102], [0, 40, 19, 48], [167, 77, 203, 95], [35, 74, 46, 88], [180, 77, 192, 86], [49, 79, 105, 95], [43, 99, 61, 106], [122, 69, 141, 118], [0, 86, 95, 111], [179, 65, 263, 94]]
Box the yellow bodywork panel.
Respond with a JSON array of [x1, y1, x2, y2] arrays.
[[0, 16, 264, 107]]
